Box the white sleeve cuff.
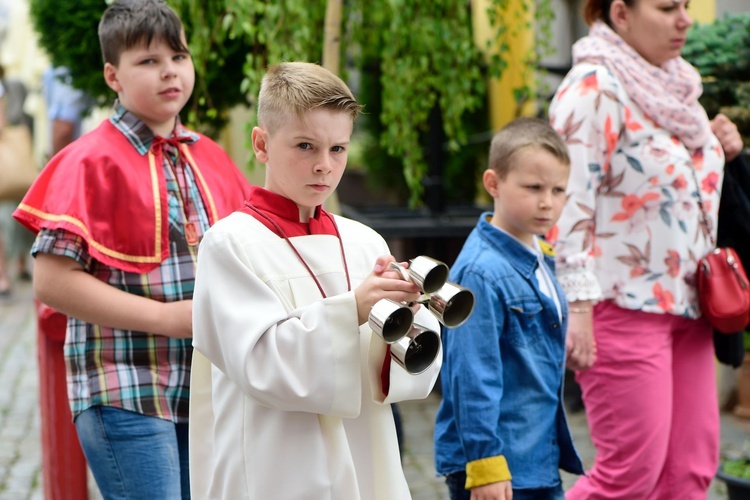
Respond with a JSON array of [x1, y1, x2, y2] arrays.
[[557, 268, 603, 302]]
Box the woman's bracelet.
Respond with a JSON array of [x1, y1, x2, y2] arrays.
[[569, 306, 592, 314]]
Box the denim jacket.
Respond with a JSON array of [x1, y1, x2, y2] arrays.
[[434, 214, 584, 490]]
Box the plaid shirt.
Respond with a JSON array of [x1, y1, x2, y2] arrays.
[[32, 104, 209, 423]]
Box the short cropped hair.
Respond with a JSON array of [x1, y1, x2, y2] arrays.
[[257, 62, 363, 135], [98, 0, 188, 66], [488, 117, 570, 179]]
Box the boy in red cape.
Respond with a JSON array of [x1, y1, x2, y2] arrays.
[[13, 0, 250, 497]]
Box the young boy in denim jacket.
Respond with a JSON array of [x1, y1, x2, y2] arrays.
[[13, 1, 251, 497], [434, 118, 584, 500], [189, 61, 442, 499]]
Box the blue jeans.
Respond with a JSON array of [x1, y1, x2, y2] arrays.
[[75, 405, 190, 499], [445, 471, 564, 500]]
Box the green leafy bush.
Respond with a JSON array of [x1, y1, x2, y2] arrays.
[[29, 0, 552, 207], [724, 458, 750, 480], [723, 439, 750, 480], [344, 0, 554, 207], [29, 0, 256, 137], [29, 0, 108, 106], [682, 13, 750, 149]]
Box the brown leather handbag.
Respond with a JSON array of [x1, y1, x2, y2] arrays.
[[0, 125, 37, 202]]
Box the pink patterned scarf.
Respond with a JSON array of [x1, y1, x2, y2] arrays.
[[573, 21, 711, 150]]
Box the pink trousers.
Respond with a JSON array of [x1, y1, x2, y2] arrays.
[[566, 301, 719, 500]]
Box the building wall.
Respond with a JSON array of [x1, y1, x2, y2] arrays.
[[717, 0, 749, 15]]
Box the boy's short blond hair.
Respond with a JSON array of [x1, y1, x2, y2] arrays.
[[489, 117, 570, 179], [98, 0, 188, 66], [257, 62, 363, 134]]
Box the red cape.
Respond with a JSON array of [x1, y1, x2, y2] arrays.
[[14, 120, 251, 273]]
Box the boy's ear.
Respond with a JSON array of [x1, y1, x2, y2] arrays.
[[251, 126, 269, 164], [482, 168, 501, 198], [103, 63, 122, 93]]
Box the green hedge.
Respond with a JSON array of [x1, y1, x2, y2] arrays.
[[29, 0, 254, 137], [682, 13, 750, 148]]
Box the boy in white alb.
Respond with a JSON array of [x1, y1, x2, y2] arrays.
[[189, 62, 442, 499]]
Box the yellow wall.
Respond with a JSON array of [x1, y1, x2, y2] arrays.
[[472, 0, 537, 132], [691, 0, 716, 23]]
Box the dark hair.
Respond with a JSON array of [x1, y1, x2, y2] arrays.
[[98, 0, 188, 66], [582, 0, 635, 26]]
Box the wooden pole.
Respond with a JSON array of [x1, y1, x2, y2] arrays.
[[322, 0, 343, 215], [322, 0, 343, 74]]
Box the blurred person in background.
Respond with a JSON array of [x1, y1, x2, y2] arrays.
[[0, 63, 34, 294], [42, 65, 93, 159]]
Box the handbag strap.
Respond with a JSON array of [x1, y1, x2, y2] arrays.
[[687, 161, 717, 248]]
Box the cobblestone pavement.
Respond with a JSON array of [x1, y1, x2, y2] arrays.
[[398, 371, 750, 500], [2, 280, 748, 499], [0, 281, 42, 500]]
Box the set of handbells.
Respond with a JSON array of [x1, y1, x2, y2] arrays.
[[368, 256, 475, 375]]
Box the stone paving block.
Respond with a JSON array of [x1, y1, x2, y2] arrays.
[[12, 467, 39, 491], [5, 423, 33, 440], [17, 439, 39, 455], [2, 488, 30, 500], [0, 447, 16, 463], [5, 475, 35, 497], [399, 395, 450, 499]]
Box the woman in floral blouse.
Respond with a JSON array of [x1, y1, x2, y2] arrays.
[[548, 0, 742, 498]]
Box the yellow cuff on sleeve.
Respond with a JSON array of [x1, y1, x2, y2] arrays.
[[465, 455, 512, 489]]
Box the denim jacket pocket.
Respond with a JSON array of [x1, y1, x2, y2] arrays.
[[505, 298, 545, 347]]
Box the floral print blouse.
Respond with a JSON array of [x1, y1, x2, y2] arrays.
[[548, 62, 724, 319]]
